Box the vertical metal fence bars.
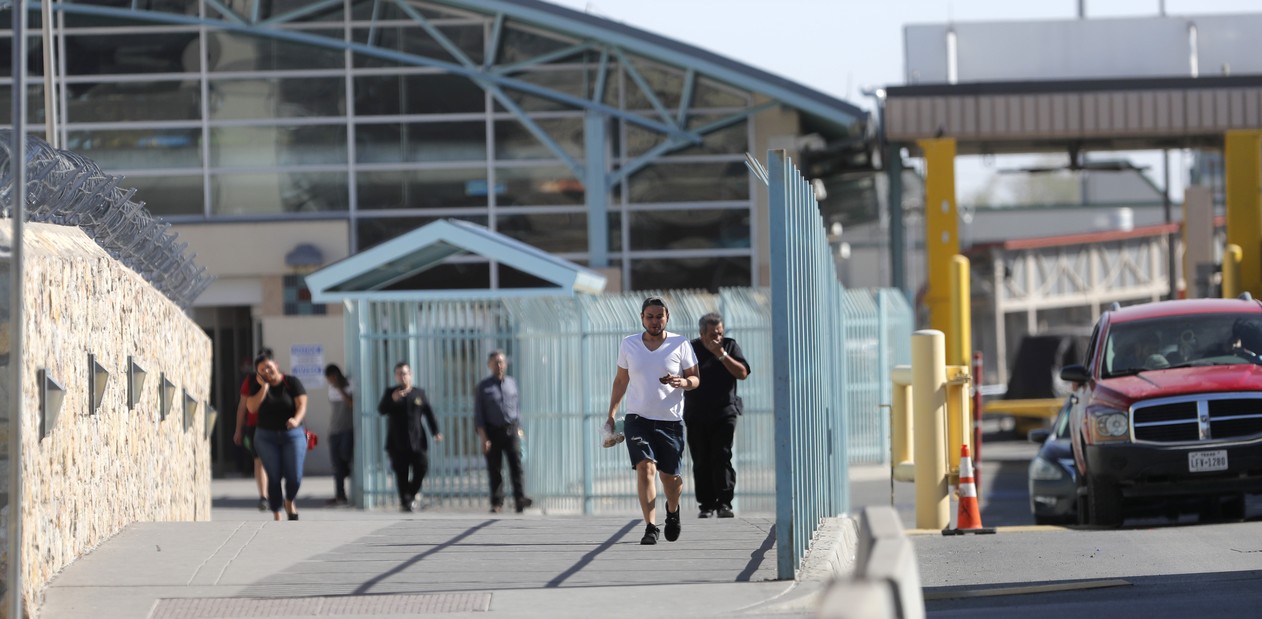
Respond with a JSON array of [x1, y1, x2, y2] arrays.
[[767, 149, 850, 580], [345, 286, 910, 547]]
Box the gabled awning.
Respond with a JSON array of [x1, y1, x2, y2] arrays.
[[305, 219, 606, 302]]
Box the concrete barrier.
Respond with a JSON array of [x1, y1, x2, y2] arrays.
[[817, 505, 924, 619]]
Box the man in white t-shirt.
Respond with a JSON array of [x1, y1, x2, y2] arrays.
[[606, 296, 700, 545]]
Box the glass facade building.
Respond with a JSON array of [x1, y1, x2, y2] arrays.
[[1, 0, 866, 293]]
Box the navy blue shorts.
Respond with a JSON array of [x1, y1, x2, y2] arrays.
[[624, 414, 685, 475]]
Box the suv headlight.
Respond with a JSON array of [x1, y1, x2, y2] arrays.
[[1087, 408, 1130, 443], [1029, 456, 1067, 481]]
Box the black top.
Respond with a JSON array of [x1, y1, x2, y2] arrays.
[[683, 337, 751, 420], [247, 375, 307, 431], [377, 385, 441, 454]]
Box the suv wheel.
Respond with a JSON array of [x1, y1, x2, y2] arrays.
[[1087, 476, 1123, 527]]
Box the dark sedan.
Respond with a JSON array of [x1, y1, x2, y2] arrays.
[[1028, 396, 1077, 524]]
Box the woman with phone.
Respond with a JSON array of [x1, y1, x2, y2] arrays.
[[246, 350, 309, 521]]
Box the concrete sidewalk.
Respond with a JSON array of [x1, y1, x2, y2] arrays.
[[39, 476, 839, 619]]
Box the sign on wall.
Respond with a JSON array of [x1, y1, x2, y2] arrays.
[[290, 344, 325, 387]]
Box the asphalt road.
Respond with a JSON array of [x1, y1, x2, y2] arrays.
[[900, 430, 1262, 619]]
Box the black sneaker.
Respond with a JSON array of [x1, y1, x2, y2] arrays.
[[717, 507, 735, 518], [640, 524, 660, 545], [515, 497, 534, 513], [664, 508, 681, 542], [698, 509, 714, 518], [257, 498, 268, 512]]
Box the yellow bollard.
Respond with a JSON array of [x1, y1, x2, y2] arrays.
[[890, 365, 915, 482], [1224, 243, 1243, 299], [948, 255, 971, 368], [911, 329, 949, 530]]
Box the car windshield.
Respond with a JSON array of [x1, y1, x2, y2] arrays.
[[1052, 398, 1072, 439], [1103, 313, 1262, 378]]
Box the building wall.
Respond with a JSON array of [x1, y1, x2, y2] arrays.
[[1, 224, 212, 616]]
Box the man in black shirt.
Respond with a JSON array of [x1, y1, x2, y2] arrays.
[[473, 350, 533, 514], [684, 312, 750, 518], [377, 361, 443, 512]]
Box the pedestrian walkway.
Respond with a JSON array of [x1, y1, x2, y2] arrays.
[[39, 477, 830, 619]]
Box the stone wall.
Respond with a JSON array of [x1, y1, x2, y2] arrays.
[[0, 223, 213, 617]]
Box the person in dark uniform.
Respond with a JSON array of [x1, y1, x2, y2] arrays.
[[473, 350, 534, 514], [684, 312, 750, 518], [377, 361, 443, 512]]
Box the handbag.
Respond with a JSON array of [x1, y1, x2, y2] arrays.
[[305, 429, 319, 451]]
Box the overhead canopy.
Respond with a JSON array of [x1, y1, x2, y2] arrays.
[[306, 219, 607, 302]]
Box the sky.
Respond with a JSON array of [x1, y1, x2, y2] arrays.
[[540, 0, 1262, 202]]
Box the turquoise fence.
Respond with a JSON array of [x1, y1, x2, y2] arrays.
[[344, 267, 912, 581], [762, 149, 914, 579]]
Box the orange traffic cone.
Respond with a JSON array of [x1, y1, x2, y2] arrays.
[[943, 444, 995, 535]]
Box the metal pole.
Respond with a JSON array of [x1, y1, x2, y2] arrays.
[[40, 0, 57, 147], [8, 2, 28, 615], [1163, 150, 1177, 299]]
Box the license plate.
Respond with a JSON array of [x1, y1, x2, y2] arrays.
[[1188, 450, 1228, 473]]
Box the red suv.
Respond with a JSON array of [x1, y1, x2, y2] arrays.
[[1060, 297, 1262, 527]]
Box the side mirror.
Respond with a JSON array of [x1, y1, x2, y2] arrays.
[[1028, 428, 1051, 443], [1060, 364, 1091, 384]]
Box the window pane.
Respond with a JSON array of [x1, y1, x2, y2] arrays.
[[694, 77, 750, 108], [352, 24, 484, 67], [495, 212, 587, 253], [495, 69, 588, 113], [357, 215, 488, 250], [64, 81, 201, 122], [356, 168, 489, 210], [211, 172, 348, 215], [499, 26, 576, 65], [211, 125, 347, 167], [208, 31, 345, 71], [628, 208, 750, 251], [496, 166, 583, 206], [628, 161, 748, 203], [354, 74, 485, 116], [127, 175, 205, 217], [624, 58, 683, 110], [625, 115, 747, 158], [63, 32, 199, 75], [630, 255, 751, 292], [210, 77, 346, 120], [66, 128, 201, 170], [494, 117, 582, 161], [357, 122, 487, 163]]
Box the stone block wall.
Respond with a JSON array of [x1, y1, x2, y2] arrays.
[[0, 223, 213, 617]]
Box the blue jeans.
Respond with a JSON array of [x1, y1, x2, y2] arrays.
[[254, 427, 307, 513]]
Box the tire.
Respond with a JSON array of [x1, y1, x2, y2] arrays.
[[1087, 476, 1123, 527], [1200, 494, 1246, 522], [1223, 494, 1247, 521]]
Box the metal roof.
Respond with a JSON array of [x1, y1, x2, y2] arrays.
[[305, 219, 607, 302], [439, 0, 867, 127]]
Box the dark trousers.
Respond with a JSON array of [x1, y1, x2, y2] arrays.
[[685, 414, 738, 511], [485, 424, 526, 507], [389, 448, 429, 503], [328, 430, 353, 500]]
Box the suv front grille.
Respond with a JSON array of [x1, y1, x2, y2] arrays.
[[1132, 394, 1262, 443]]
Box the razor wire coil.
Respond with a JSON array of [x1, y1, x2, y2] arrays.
[[0, 131, 213, 309]]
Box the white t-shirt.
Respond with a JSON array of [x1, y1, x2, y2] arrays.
[[616, 331, 699, 422]]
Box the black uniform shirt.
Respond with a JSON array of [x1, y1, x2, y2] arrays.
[[683, 337, 750, 419]]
